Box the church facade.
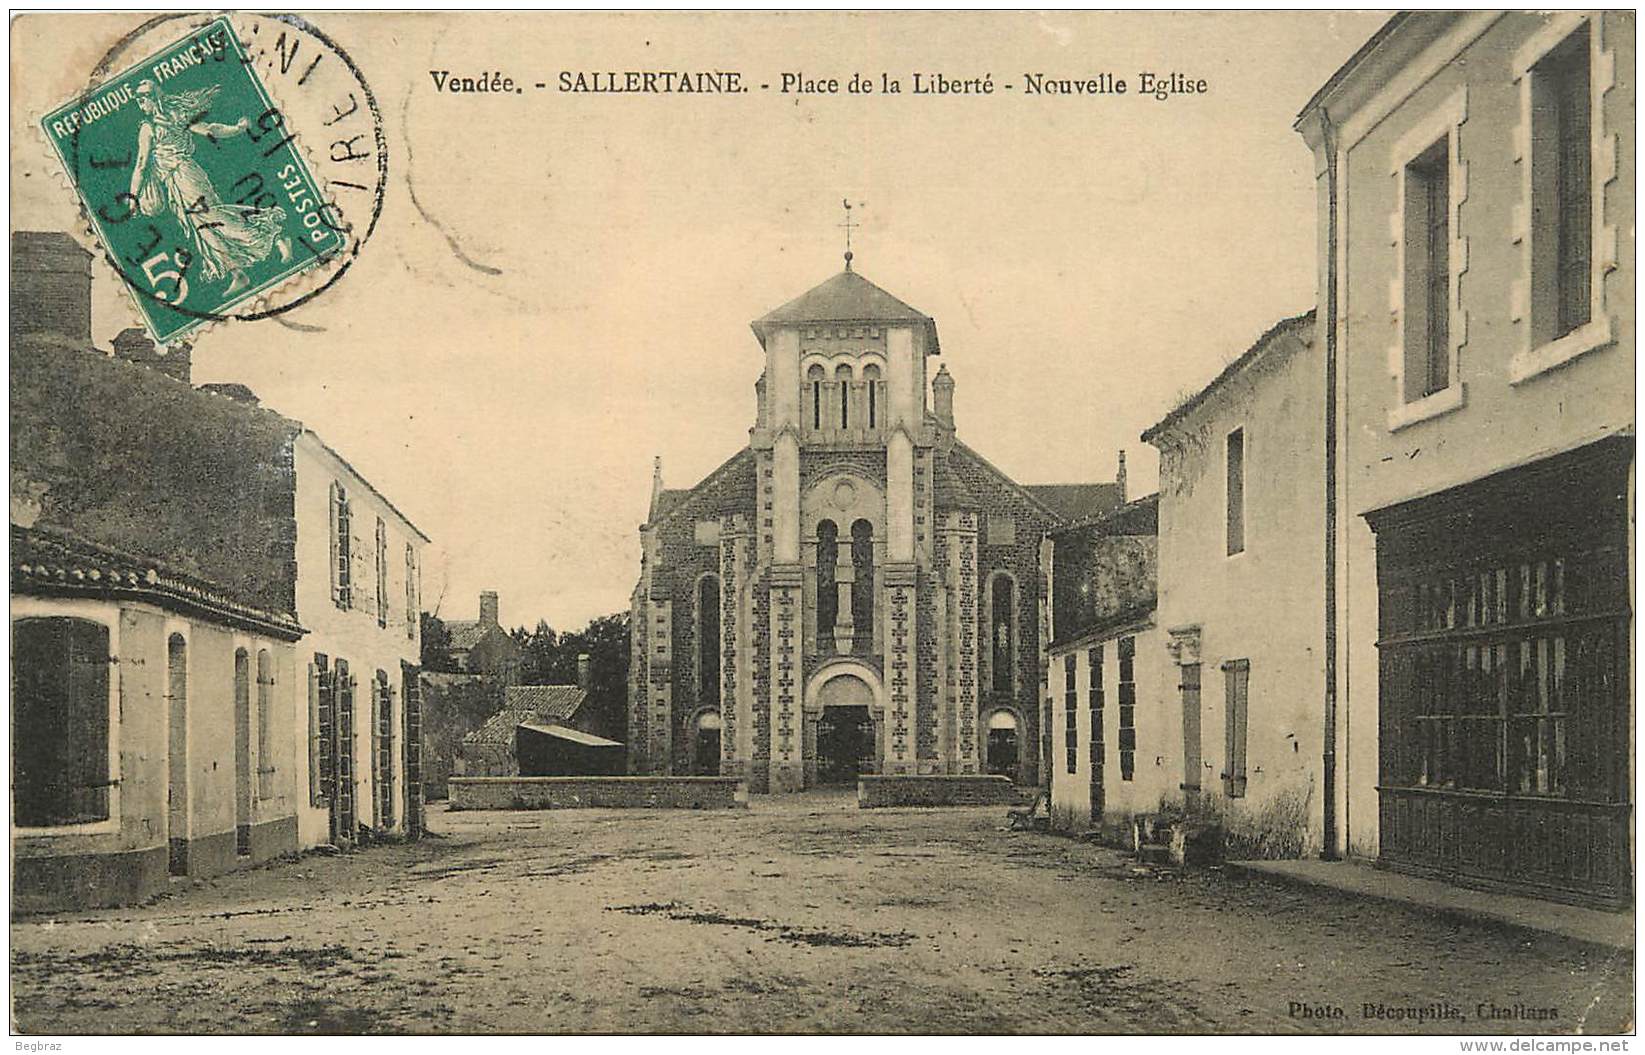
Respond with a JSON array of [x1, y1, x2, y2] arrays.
[[628, 263, 1122, 792]]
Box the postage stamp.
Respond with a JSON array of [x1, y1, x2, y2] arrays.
[[40, 16, 346, 345]]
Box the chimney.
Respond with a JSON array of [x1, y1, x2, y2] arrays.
[[479, 590, 499, 627], [932, 363, 955, 431], [1116, 449, 1128, 503], [577, 653, 592, 693], [11, 231, 92, 347], [112, 327, 192, 384]]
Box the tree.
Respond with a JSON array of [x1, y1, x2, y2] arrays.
[[507, 611, 630, 741], [420, 612, 457, 672]]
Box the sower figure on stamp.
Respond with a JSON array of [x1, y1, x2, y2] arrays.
[[131, 79, 292, 297]]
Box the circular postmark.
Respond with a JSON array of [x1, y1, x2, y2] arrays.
[[51, 11, 386, 341]]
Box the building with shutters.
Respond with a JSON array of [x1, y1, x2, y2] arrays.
[[295, 429, 430, 848], [1298, 12, 1634, 905], [10, 233, 429, 910], [1141, 310, 1327, 859], [628, 259, 1124, 791], [1045, 495, 1170, 838]]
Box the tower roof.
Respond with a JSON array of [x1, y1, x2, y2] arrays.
[[751, 269, 939, 354]]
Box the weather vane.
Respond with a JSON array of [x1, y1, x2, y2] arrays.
[[839, 198, 860, 270]]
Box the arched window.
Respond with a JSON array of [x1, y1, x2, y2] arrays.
[[991, 574, 1017, 697], [698, 574, 721, 705], [835, 363, 852, 428], [12, 617, 112, 827], [816, 519, 839, 651], [850, 519, 874, 649], [233, 648, 252, 856], [807, 365, 826, 430], [863, 363, 882, 428], [256, 649, 273, 800]]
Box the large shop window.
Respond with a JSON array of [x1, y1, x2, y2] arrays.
[[13, 618, 112, 826], [1369, 438, 1631, 902]]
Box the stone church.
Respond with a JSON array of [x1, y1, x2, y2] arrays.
[[629, 260, 1123, 792]]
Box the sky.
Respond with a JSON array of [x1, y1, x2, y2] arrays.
[[11, 11, 1390, 633]]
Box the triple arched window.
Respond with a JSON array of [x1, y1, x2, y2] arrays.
[[802, 361, 886, 432]]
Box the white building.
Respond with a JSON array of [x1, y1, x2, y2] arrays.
[[1298, 12, 1634, 905], [292, 430, 430, 848]]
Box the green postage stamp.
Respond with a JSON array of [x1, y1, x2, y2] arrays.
[[41, 16, 345, 345]]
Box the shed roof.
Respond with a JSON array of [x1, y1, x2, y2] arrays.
[[517, 722, 623, 748]]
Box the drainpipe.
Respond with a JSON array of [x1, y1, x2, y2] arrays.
[[1321, 107, 1341, 862]]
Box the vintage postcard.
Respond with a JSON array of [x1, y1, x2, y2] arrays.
[[7, 9, 1637, 1041]]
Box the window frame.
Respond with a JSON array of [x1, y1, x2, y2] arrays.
[[1225, 426, 1246, 558], [1510, 13, 1619, 385], [1386, 86, 1470, 432]]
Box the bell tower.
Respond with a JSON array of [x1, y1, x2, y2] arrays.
[[748, 258, 940, 789]]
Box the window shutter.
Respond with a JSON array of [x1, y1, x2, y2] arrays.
[[307, 662, 322, 805], [328, 483, 342, 605], [1222, 660, 1249, 798]]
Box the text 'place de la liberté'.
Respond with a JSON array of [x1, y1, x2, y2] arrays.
[[426, 68, 1210, 98]]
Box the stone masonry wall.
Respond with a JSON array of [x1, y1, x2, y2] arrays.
[[449, 776, 746, 811]]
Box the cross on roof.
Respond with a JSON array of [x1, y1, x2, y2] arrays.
[[839, 199, 860, 270]]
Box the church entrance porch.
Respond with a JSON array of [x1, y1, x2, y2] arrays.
[[817, 706, 876, 785], [803, 664, 885, 790]]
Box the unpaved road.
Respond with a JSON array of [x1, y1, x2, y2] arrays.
[[10, 793, 1634, 1034]]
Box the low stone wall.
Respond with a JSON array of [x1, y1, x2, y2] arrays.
[[857, 775, 1024, 808], [448, 776, 746, 811]]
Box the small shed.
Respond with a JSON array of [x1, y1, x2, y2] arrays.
[[516, 722, 625, 777]]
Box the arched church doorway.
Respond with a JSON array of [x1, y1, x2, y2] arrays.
[[694, 710, 722, 776], [814, 672, 876, 785], [986, 709, 1020, 779]]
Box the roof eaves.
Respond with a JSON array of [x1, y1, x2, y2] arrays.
[[1141, 309, 1315, 445]]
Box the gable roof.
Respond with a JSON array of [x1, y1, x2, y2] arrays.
[[751, 269, 940, 354], [504, 684, 587, 722], [446, 619, 506, 651], [1141, 309, 1316, 444], [645, 446, 758, 529], [462, 684, 589, 747], [462, 706, 540, 746], [1023, 483, 1123, 523], [1050, 492, 1160, 537]]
